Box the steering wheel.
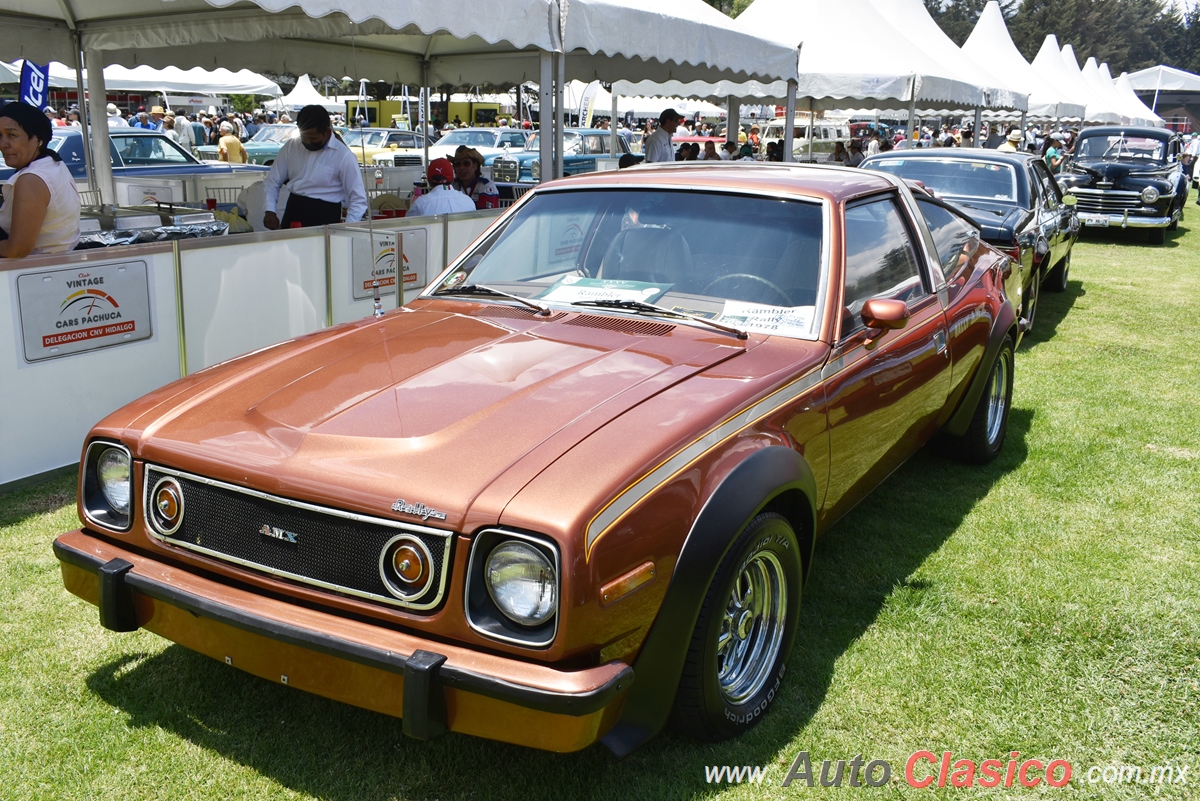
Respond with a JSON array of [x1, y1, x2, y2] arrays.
[[703, 273, 792, 306]]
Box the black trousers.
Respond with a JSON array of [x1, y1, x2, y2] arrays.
[[280, 193, 342, 228]]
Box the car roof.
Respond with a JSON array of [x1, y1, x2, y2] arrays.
[[860, 147, 1037, 168], [543, 161, 898, 204], [1077, 125, 1173, 139]]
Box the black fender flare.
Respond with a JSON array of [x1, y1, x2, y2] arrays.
[[600, 446, 817, 757], [943, 298, 1018, 438]]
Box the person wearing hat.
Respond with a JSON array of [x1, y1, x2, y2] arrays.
[[408, 158, 475, 217], [166, 109, 194, 150], [105, 103, 129, 129], [644, 108, 684, 163], [1043, 131, 1064, 174], [451, 145, 500, 210], [0, 102, 81, 258], [997, 128, 1022, 153], [262, 104, 367, 229], [148, 106, 166, 131]]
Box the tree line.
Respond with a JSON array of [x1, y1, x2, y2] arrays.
[[702, 0, 1200, 76]]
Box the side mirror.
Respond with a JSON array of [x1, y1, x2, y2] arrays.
[[861, 298, 910, 332]]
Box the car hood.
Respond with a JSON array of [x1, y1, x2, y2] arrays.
[[1065, 159, 1175, 187], [124, 306, 752, 529]]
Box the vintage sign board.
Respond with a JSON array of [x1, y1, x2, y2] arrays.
[[17, 261, 153, 362], [351, 229, 428, 301]]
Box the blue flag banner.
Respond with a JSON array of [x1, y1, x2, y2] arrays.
[[20, 61, 50, 110]]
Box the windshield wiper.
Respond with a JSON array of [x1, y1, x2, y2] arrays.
[[572, 298, 748, 339], [433, 283, 551, 316]]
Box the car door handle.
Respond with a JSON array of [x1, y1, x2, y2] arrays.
[[934, 329, 948, 356]]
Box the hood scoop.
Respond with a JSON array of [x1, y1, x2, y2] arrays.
[[563, 314, 675, 337]]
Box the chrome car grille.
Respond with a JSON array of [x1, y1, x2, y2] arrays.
[[1067, 188, 1144, 214], [144, 465, 452, 611], [392, 155, 423, 167], [492, 158, 519, 182]]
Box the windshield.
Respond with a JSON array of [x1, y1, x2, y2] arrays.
[[867, 158, 1018, 203], [430, 188, 826, 340], [439, 130, 499, 149], [252, 125, 296, 144], [1075, 134, 1167, 163]]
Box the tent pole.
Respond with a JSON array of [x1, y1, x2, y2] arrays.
[[71, 31, 96, 194], [555, 52, 565, 179], [1020, 111, 1027, 150], [422, 62, 431, 170], [83, 47, 115, 205], [726, 95, 738, 147], [1152, 68, 1162, 113], [611, 88, 619, 160], [808, 99, 814, 161], [539, 51, 553, 183], [784, 80, 797, 163], [974, 107, 982, 146]]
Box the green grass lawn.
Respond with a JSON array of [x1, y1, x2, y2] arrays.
[[3, 193, 1199, 800]]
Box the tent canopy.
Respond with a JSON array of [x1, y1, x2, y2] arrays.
[[6, 60, 281, 94], [1059, 43, 1121, 123], [268, 73, 340, 112], [1125, 65, 1200, 94], [1112, 70, 1165, 125], [962, 1, 1084, 120]]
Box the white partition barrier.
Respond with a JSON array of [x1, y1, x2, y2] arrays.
[[178, 228, 328, 371], [1, 208, 506, 487], [1, 246, 182, 486]]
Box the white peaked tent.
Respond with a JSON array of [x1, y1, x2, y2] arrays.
[[268, 74, 341, 113], [1029, 35, 1097, 121], [962, 2, 1085, 120], [867, 0, 1024, 113], [1061, 44, 1122, 123], [1081, 58, 1155, 126], [1112, 71, 1164, 125]]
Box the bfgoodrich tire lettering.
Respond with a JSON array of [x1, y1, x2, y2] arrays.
[[671, 512, 802, 741]]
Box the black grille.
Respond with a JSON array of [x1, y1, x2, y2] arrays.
[[1069, 188, 1143, 214], [144, 466, 452, 611]]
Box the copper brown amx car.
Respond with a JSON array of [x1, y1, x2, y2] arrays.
[[55, 162, 1019, 755]]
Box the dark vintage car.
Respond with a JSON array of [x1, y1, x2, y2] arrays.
[[1057, 125, 1189, 244], [0, 128, 269, 182], [861, 148, 1079, 334], [489, 128, 631, 184], [55, 162, 1018, 755]]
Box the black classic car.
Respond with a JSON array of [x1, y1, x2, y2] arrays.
[[861, 149, 1079, 335], [1057, 126, 1188, 245]]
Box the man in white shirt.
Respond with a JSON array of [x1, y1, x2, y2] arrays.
[[408, 159, 476, 217], [643, 108, 684, 163], [263, 105, 368, 229], [106, 104, 128, 129]]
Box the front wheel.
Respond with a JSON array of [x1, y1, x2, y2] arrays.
[[671, 512, 802, 741], [1147, 226, 1166, 245], [949, 335, 1014, 465]]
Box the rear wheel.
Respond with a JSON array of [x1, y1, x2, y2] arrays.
[[672, 512, 802, 741], [1020, 268, 1040, 334], [950, 336, 1013, 465], [1045, 252, 1070, 293]]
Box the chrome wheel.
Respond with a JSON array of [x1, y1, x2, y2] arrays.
[[985, 347, 1012, 446], [716, 551, 787, 704]]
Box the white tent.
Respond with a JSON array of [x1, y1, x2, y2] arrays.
[[962, 2, 1085, 120], [1028, 35, 1098, 121], [1060, 43, 1122, 123], [7, 60, 281, 95], [1112, 71, 1165, 126], [268, 73, 340, 113], [1080, 57, 1158, 126], [1124, 65, 1200, 114], [867, 0, 1024, 113]]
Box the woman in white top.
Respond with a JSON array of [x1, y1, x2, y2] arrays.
[[0, 102, 81, 258]]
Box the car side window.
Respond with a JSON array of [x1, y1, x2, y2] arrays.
[[503, 133, 527, 148], [914, 197, 978, 281], [842, 196, 927, 337], [1031, 160, 1061, 209], [584, 135, 606, 154]]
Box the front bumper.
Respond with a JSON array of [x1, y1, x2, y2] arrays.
[[54, 529, 632, 752], [1075, 210, 1175, 229]]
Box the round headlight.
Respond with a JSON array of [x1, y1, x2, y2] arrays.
[[531, 159, 541, 181], [1141, 185, 1160, 204], [97, 448, 131, 514], [485, 541, 556, 626]]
